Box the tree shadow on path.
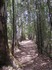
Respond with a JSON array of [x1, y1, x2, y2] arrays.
[[0, 40, 52, 70]]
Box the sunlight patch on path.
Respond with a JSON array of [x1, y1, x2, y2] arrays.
[[19, 40, 33, 45], [14, 40, 52, 70], [18, 54, 38, 66]]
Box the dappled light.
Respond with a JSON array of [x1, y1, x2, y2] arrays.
[[0, 0, 52, 70], [1, 40, 52, 70]]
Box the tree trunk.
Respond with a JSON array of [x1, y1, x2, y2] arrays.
[[47, 0, 52, 56], [12, 0, 15, 55], [36, 0, 44, 54], [0, 0, 10, 66]]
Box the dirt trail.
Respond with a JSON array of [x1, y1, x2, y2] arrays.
[[14, 40, 52, 70], [0, 40, 52, 70]]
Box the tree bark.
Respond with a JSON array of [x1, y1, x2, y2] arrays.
[[12, 0, 15, 55], [47, 0, 52, 56], [0, 0, 10, 66], [36, 0, 44, 54]]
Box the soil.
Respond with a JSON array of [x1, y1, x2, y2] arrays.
[[0, 40, 52, 70]]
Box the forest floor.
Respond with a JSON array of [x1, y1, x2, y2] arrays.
[[0, 40, 52, 70]]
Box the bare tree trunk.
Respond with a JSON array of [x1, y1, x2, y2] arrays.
[[0, 0, 10, 66], [36, 0, 44, 54], [47, 0, 52, 56], [12, 0, 15, 55]]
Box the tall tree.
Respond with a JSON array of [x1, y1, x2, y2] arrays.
[[47, 0, 52, 56], [12, 0, 15, 55], [0, 0, 10, 66], [36, 0, 44, 54]]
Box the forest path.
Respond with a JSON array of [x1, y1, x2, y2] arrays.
[[1, 40, 52, 70], [14, 40, 52, 70]]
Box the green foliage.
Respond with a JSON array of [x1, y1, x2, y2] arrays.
[[7, 23, 13, 40], [7, 0, 52, 57]]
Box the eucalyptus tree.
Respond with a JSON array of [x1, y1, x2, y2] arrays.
[[7, 0, 18, 55], [35, 0, 45, 54], [47, 0, 52, 57], [35, 0, 52, 57], [11, 0, 15, 55], [0, 0, 10, 66]]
